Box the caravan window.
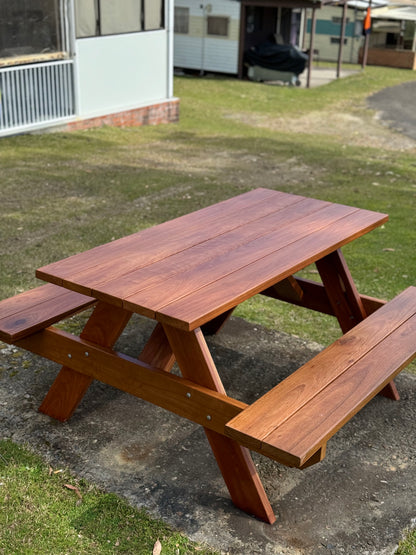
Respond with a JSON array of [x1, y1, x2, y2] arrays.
[[174, 7, 189, 34], [75, 0, 164, 38], [207, 16, 229, 37], [0, 0, 65, 59]]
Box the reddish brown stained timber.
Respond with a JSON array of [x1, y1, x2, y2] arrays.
[[36, 188, 286, 287], [156, 209, 388, 331], [138, 323, 175, 371], [262, 277, 385, 317], [226, 287, 416, 467], [0, 284, 95, 343], [16, 327, 246, 433], [163, 324, 276, 524], [316, 249, 398, 399], [37, 302, 132, 421]]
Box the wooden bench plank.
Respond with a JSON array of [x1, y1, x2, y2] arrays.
[[225, 286, 416, 467], [262, 312, 416, 466], [0, 284, 96, 343]]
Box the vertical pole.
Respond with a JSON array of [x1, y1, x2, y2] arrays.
[[200, 3, 206, 76], [361, 0, 372, 69], [166, 0, 174, 99], [412, 22, 416, 52], [238, 2, 246, 78], [307, 7, 317, 89], [302, 8, 308, 50], [337, 2, 348, 78]]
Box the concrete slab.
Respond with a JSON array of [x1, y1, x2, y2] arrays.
[[299, 67, 359, 88], [1, 315, 415, 554], [265, 67, 359, 88]]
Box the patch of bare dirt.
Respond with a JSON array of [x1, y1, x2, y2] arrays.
[[128, 141, 324, 192], [226, 109, 416, 151]]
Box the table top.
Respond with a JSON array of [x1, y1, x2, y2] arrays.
[[36, 188, 388, 331]]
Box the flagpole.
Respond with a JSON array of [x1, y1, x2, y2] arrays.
[[362, 0, 372, 69]]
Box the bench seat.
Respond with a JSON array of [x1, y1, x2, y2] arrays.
[[225, 286, 416, 469], [0, 284, 96, 343]]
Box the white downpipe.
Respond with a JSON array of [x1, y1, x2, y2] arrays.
[[167, 0, 174, 98], [68, 0, 80, 116]]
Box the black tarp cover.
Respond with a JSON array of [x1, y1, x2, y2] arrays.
[[245, 41, 308, 75]]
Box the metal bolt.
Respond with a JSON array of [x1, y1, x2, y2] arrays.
[[186, 392, 191, 398], [85, 352, 89, 357], [206, 415, 212, 421], [67, 354, 72, 359]]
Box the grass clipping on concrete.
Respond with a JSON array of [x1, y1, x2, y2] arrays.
[[1, 65, 416, 553]]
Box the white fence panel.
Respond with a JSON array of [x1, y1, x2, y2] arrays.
[[0, 60, 75, 136]]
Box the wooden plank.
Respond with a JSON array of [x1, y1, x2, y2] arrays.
[[45, 191, 309, 301], [138, 323, 175, 371], [16, 327, 246, 435], [38, 302, 131, 421], [225, 287, 416, 455], [0, 284, 70, 319], [316, 249, 367, 333], [83, 196, 327, 307], [120, 199, 343, 316], [121, 202, 357, 319], [316, 250, 399, 399], [155, 208, 389, 330], [0, 288, 95, 343], [162, 324, 276, 524], [262, 310, 416, 466], [262, 277, 386, 316], [36, 188, 288, 287]]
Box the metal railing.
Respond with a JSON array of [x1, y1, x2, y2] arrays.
[[0, 59, 75, 136]]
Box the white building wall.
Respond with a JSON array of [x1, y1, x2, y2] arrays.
[[174, 0, 240, 74], [75, 30, 170, 118]]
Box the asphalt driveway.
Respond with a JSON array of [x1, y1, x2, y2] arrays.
[[368, 80, 416, 141]]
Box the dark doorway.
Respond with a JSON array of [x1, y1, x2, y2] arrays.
[[244, 6, 278, 52]]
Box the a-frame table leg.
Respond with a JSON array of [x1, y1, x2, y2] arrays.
[[162, 324, 276, 524], [316, 249, 399, 400], [38, 302, 132, 421]]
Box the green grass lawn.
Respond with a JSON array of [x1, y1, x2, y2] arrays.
[[1, 65, 416, 553], [0, 440, 216, 554]]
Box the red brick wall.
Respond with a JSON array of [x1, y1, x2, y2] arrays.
[[66, 98, 180, 132], [359, 48, 416, 70]]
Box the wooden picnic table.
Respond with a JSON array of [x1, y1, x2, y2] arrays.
[[2, 188, 416, 524]]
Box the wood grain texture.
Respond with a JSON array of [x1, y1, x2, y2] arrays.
[[60, 191, 308, 302], [0, 284, 95, 343], [262, 277, 386, 316], [226, 287, 416, 467], [36, 188, 287, 288], [34, 189, 387, 332], [37, 302, 132, 421], [156, 208, 389, 330], [316, 249, 367, 333], [16, 327, 246, 433], [162, 324, 276, 524]]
